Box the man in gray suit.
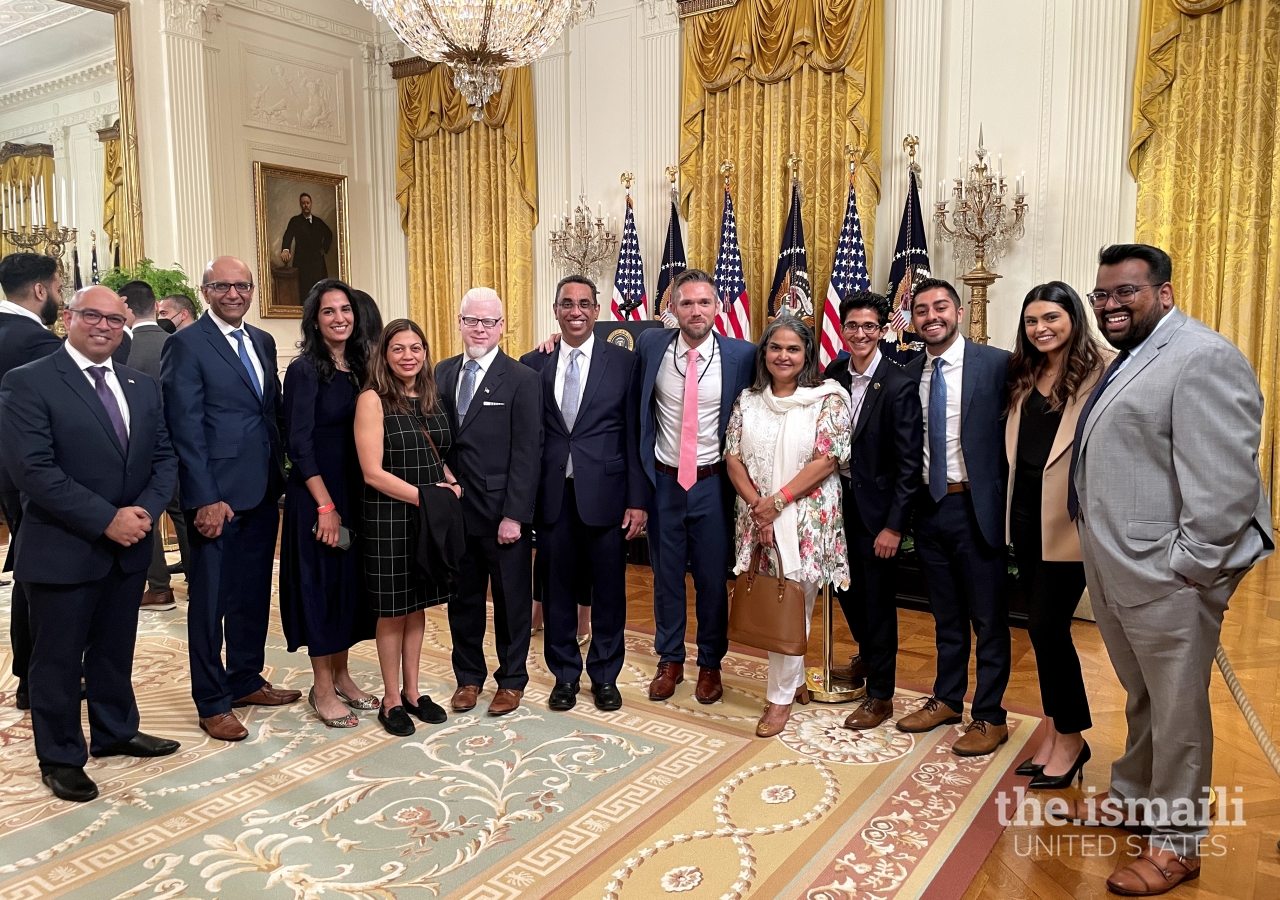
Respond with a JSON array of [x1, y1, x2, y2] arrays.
[[122, 280, 177, 611], [1068, 244, 1273, 895]]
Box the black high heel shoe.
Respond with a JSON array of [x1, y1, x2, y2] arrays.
[[1028, 741, 1090, 790], [1015, 758, 1044, 777]]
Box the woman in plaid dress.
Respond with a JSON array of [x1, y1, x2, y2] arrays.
[[354, 320, 462, 736]]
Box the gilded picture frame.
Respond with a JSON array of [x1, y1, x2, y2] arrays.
[[252, 162, 349, 318]]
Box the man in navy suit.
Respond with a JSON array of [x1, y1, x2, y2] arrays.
[[520, 275, 649, 712], [437, 288, 543, 718], [160, 256, 298, 742], [823, 291, 922, 730], [0, 285, 180, 802], [638, 269, 756, 704], [0, 253, 63, 712], [896, 278, 1012, 756]]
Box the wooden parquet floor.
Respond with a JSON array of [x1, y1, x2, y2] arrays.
[[623, 558, 1280, 899]]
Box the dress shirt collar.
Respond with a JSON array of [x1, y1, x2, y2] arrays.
[[64, 340, 115, 374], [559, 332, 595, 364], [207, 309, 249, 336], [926, 333, 966, 367], [674, 330, 714, 361], [1120, 307, 1175, 361], [123, 325, 134, 338], [849, 348, 882, 379], [0, 299, 45, 326], [465, 343, 501, 373]]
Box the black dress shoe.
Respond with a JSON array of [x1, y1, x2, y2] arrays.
[[378, 705, 416, 737], [1015, 757, 1044, 777], [92, 732, 181, 758], [167, 561, 184, 575], [548, 681, 580, 711], [591, 682, 622, 712], [402, 691, 447, 725], [41, 766, 98, 803], [1028, 741, 1091, 790], [15, 679, 29, 711]]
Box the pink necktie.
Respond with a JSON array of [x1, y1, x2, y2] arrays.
[[677, 348, 701, 491]]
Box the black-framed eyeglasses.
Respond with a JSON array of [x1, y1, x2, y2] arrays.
[[70, 308, 128, 329], [1086, 284, 1160, 309], [460, 315, 502, 328], [556, 299, 597, 311], [842, 321, 885, 335], [204, 281, 254, 295]]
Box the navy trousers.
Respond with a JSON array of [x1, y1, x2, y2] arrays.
[[27, 557, 143, 770], [647, 469, 730, 669], [541, 479, 627, 685], [835, 487, 900, 700], [913, 491, 1011, 725], [186, 498, 279, 718], [449, 531, 532, 691], [1, 489, 31, 687]]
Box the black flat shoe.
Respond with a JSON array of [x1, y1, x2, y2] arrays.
[[1015, 757, 1044, 777], [402, 691, 447, 725], [1028, 741, 1091, 790], [549, 681, 580, 711], [378, 705, 416, 737], [42, 766, 98, 802], [591, 682, 622, 711], [92, 732, 181, 758]]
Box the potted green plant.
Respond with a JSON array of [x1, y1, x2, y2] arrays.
[[100, 259, 202, 316]]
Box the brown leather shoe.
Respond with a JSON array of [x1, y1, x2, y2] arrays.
[[487, 688, 523, 717], [844, 696, 894, 730], [830, 654, 869, 684], [451, 685, 481, 711], [951, 719, 1008, 756], [647, 663, 684, 701], [1106, 846, 1200, 896], [1050, 791, 1151, 834], [140, 588, 176, 610], [232, 684, 302, 707], [756, 702, 791, 738], [199, 712, 248, 742], [896, 697, 963, 733], [694, 667, 722, 704]]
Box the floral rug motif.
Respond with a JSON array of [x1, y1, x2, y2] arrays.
[[0, 570, 1037, 900]]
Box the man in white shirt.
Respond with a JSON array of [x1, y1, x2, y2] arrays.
[[897, 279, 1013, 757]]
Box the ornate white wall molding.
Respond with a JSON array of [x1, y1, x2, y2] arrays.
[[0, 58, 116, 111], [241, 45, 346, 142], [533, 42, 571, 339], [0, 101, 119, 142], [163, 0, 222, 40], [0, 1, 89, 48], [359, 26, 409, 320], [639, 0, 678, 33], [224, 0, 375, 45]]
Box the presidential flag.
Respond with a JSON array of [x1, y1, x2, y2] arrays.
[[821, 171, 871, 366], [886, 169, 930, 341], [712, 186, 749, 340], [767, 178, 811, 320], [72, 246, 84, 290], [90, 242, 100, 285], [610, 192, 647, 321], [655, 192, 687, 327]]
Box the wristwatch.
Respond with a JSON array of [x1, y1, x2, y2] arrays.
[[773, 494, 786, 513]]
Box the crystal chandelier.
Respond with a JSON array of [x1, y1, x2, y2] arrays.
[[360, 0, 590, 118]]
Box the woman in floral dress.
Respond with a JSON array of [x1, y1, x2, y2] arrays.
[[725, 315, 851, 738]]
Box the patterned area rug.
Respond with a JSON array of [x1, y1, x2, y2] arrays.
[[0, 572, 1038, 900]]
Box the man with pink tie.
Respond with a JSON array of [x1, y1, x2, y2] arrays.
[[636, 269, 756, 703]]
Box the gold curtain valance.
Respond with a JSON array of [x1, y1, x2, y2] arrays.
[[0, 148, 56, 257]]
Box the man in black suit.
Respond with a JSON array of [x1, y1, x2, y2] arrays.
[[897, 278, 1012, 756], [0, 253, 63, 711], [121, 280, 179, 611], [0, 285, 180, 802], [823, 291, 922, 730], [437, 287, 542, 717], [520, 276, 649, 712], [280, 193, 333, 300]]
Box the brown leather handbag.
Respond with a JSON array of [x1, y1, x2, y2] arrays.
[[727, 545, 809, 656]]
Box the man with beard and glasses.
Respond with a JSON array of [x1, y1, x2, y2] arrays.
[[0, 253, 64, 712], [1059, 244, 1272, 896]]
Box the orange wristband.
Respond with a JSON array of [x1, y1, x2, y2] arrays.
[[779, 486, 793, 504]]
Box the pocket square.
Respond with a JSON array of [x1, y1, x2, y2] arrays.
[[482, 401, 505, 407]]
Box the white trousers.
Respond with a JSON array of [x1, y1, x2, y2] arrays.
[[766, 581, 819, 705]]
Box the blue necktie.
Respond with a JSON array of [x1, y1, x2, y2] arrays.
[[928, 356, 948, 502], [232, 329, 262, 399], [457, 359, 480, 418]]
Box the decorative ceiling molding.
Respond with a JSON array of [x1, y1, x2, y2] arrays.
[[0, 56, 116, 111], [224, 0, 376, 44], [676, 0, 735, 17], [0, 100, 119, 143], [0, 1, 91, 48]]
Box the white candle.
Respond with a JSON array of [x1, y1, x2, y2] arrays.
[[937, 180, 944, 204], [597, 201, 602, 220], [1017, 172, 1025, 195], [71, 180, 77, 228], [997, 154, 1003, 178]]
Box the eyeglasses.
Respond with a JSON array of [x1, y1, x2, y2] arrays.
[[70, 308, 128, 329], [1086, 284, 1160, 309], [556, 299, 597, 311], [460, 316, 502, 328], [841, 321, 885, 335], [204, 281, 255, 295]]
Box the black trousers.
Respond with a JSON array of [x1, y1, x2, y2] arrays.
[[450, 530, 532, 691], [541, 480, 627, 685], [146, 488, 192, 592], [0, 489, 31, 687], [28, 558, 144, 770], [834, 489, 900, 700], [914, 491, 1011, 725], [1011, 501, 1091, 734]]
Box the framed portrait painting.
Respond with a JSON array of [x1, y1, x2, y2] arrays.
[[253, 162, 349, 318]]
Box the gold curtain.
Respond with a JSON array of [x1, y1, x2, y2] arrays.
[[679, 0, 882, 339], [101, 137, 123, 251], [0, 148, 55, 257], [1130, 0, 1280, 524], [396, 63, 536, 359]]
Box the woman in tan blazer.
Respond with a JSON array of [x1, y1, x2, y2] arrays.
[[1004, 282, 1112, 790]]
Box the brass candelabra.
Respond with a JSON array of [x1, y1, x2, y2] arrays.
[[933, 127, 1028, 344], [1, 221, 78, 335], [549, 192, 618, 284]]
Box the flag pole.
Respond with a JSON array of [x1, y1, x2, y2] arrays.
[[900, 135, 921, 353]]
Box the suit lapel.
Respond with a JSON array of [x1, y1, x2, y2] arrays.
[[438, 356, 461, 430], [55, 349, 125, 459], [201, 314, 261, 402], [245, 323, 274, 407], [576, 340, 609, 425], [458, 350, 507, 434], [118, 370, 149, 467], [1082, 310, 1186, 448], [541, 352, 568, 435], [1044, 356, 1109, 468], [716, 334, 739, 419], [849, 356, 890, 448], [960, 340, 978, 428]]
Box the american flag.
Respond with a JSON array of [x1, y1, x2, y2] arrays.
[[610, 193, 647, 321], [713, 186, 749, 340], [821, 171, 871, 366]]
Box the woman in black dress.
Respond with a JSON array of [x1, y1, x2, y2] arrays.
[[1004, 282, 1112, 788], [354, 319, 461, 736], [281, 280, 379, 728]]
